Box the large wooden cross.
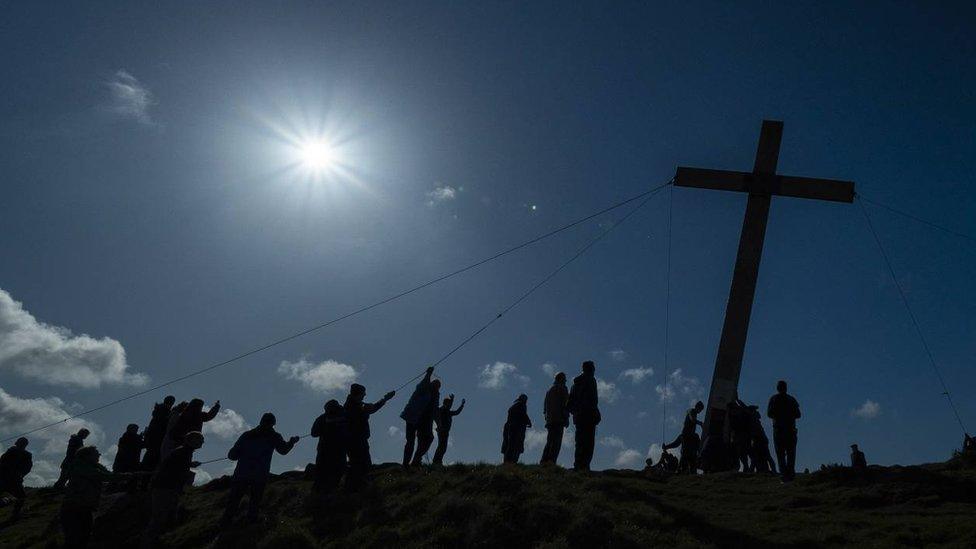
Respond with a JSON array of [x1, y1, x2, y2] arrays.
[[674, 120, 855, 441]]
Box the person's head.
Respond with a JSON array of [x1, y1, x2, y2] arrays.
[[260, 413, 276, 427], [554, 372, 566, 385], [581, 361, 595, 375], [78, 428, 91, 439], [184, 431, 204, 450], [188, 398, 204, 411], [350, 383, 366, 402], [163, 395, 176, 407], [693, 401, 704, 413], [324, 399, 341, 413], [432, 379, 441, 391], [76, 446, 99, 464], [15, 437, 28, 449], [442, 398, 452, 407], [516, 393, 528, 404], [126, 424, 139, 434], [776, 380, 787, 394], [851, 444, 859, 450]]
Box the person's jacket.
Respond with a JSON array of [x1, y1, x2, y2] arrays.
[[171, 404, 220, 442], [143, 402, 172, 447], [544, 383, 569, 428], [228, 425, 296, 482], [399, 375, 435, 425], [567, 373, 601, 426], [311, 412, 347, 462], [501, 401, 532, 454], [766, 393, 801, 430], [0, 447, 32, 482], [64, 459, 115, 509], [435, 401, 464, 432], [344, 396, 387, 441], [113, 431, 144, 472], [152, 445, 194, 491], [60, 434, 84, 467]]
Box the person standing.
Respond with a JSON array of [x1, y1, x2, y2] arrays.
[[140, 396, 175, 476], [53, 428, 90, 490], [310, 399, 347, 495], [432, 394, 465, 466], [0, 437, 32, 521], [142, 431, 203, 548], [399, 367, 439, 467], [541, 372, 569, 465], [501, 394, 532, 463], [221, 413, 300, 526], [162, 398, 219, 460], [566, 361, 601, 471], [60, 446, 135, 547], [344, 384, 395, 490], [850, 444, 867, 470], [767, 380, 801, 482], [113, 424, 144, 473]]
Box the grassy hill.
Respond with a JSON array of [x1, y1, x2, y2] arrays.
[[3, 459, 976, 548]]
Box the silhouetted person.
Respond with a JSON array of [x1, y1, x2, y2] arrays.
[[646, 448, 678, 474], [541, 372, 569, 465], [850, 444, 867, 470], [664, 401, 704, 452], [400, 367, 439, 467], [162, 398, 219, 460], [142, 431, 203, 548], [0, 437, 32, 521], [747, 406, 776, 474], [567, 360, 601, 471], [344, 383, 395, 490], [140, 396, 175, 476], [432, 394, 465, 465], [113, 424, 144, 473], [677, 433, 700, 474], [158, 401, 188, 461], [60, 445, 136, 548], [728, 399, 752, 472], [767, 380, 801, 482], [502, 394, 532, 463], [53, 428, 90, 490], [311, 399, 347, 495], [964, 433, 975, 454], [221, 413, 299, 526]]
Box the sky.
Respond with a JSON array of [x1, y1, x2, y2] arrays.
[[1, 2, 974, 485]]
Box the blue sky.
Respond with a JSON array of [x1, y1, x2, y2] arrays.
[[1, 2, 974, 484]]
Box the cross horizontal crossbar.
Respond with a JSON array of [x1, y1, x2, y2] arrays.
[[674, 167, 855, 203]]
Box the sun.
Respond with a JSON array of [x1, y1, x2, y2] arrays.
[[299, 140, 337, 171]]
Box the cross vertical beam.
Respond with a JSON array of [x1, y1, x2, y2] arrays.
[[701, 121, 782, 438]]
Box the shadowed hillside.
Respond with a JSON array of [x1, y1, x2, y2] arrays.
[[3, 461, 976, 548]]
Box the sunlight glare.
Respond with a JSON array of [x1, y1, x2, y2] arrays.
[[299, 140, 337, 171]]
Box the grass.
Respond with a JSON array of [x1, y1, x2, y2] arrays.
[[2, 461, 976, 548]]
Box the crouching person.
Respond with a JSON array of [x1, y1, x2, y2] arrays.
[[220, 413, 299, 527], [142, 431, 204, 548]]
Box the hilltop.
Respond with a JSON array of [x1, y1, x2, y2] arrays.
[[3, 459, 976, 548]]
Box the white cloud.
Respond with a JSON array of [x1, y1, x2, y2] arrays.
[[100, 444, 118, 469], [852, 399, 881, 420], [0, 387, 103, 456], [620, 366, 654, 384], [646, 442, 681, 463], [654, 369, 703, 405], [203, 409, 250, 440], [426, 185, 457, 207], [106, 70, 155, 125], [388, 426, 402, 438], [541, 362, 557, 378], [599, 435, 625, 449], [0, 289, 147, 388], [23, 459, 59, 487], [278, 358, 358, 394], [597, 378, 619, 404], [609, 349, 628, 362], [562, 428, 574, 448], [614, 449, 643, 468], [524, 428, 548, 450], [192, 468, 213, 486], [478, 362, 529, 390]]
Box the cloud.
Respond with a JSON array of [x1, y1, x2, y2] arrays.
[[478, 362, 529, 390], [609, 349, 628, 362], [599, 435, 625, 449], [596, 378, 619, 404], [654, 369, 703, 405], [0, 289, 147, 388], [0, 387, 103, 456], [278, 358, 358, 394], [426, 185, 457, 207], [852, 399, 881, 420], [524, 428, 548, 450], [192, 468, 213, 486], [23, 459, 59, 487], [106, 70, 155, 125], [620, 366, 654, 384], [203, 409, 250, 440], [614, 449, 643, 468], [541, 362, 558, 378], [388, 426, 402, 438], [646, 442, 681, 463]]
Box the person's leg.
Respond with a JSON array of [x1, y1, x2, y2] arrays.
[[785, 430, 797, 480], [432, 430, 449, 465], [773, 430, 787, 478], [402, 423, 417, 467], [412, 426, 434, 466], [53, 466, 69, 489], [221, 481, 246, 526], [246, 482, 266, 520], [575, 424, 595, 470], [663, 434, 684, 451]]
